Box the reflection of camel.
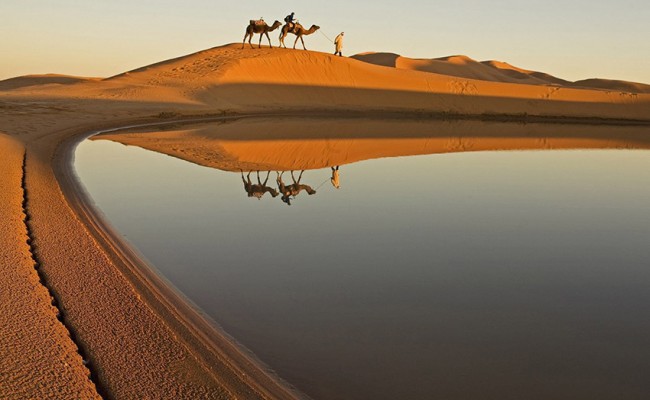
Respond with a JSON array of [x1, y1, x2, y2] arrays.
[[277, 171, 316, 205], [279, 23, 320, 50], [242, 171, 279, 199], [242, 20, 282, 49]]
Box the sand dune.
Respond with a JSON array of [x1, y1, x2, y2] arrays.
[[0, 74, 99, 90], [1, 42, 649, 399], [352, 52, 551, 85], [353, 51, 650, 94], [90, 44, 649, 120], [569, 78, 650, 94], [480, 60, 570, 85], [2, 44, 649, 120]]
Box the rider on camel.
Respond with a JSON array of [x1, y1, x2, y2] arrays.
[[284, 12, 297, 33]]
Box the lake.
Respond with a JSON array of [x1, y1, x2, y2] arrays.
[[74, 117, 650, 400]]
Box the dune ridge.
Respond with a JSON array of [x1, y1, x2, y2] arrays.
[[352, 52, 650, 94], [92, 44, 650, 120]]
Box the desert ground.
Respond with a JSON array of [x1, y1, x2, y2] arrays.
[[1, 43, 649, 399]]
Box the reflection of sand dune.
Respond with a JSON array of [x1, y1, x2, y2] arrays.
[[95, 118, 650, 172]]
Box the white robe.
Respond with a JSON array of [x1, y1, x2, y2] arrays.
[[334, 34, 344, 52]]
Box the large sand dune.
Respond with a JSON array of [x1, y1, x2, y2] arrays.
[[1, 42, 649, 399], [3, 43, 648, 119]]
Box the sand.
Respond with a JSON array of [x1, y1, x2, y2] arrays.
[[1, 43, 649, 399], [0, 134, 100, 399], [352, 52, 650, 94]]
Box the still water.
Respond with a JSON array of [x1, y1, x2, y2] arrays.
[[75, 118, 650, 399]]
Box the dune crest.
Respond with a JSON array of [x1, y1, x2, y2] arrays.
[[0, 74, 99, 90], [2, 43, 649, 120], [353, 51, 650, 93]]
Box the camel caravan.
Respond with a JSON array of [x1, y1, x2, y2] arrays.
[[242, 12, 320, 50]]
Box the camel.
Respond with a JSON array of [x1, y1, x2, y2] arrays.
[[242, 171, 279, 199], [279, 23, 320, 50], [242, 20, 282, 49]]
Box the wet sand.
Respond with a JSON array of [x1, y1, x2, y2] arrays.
[[1, 43, 649, 398]]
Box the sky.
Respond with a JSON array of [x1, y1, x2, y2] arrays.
[[1, 0, 649, 83]]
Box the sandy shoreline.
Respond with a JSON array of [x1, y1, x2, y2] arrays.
[[1, 43, 649, 398], [60, 117, 306, 399]]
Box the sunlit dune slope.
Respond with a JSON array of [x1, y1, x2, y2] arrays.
[[2, 44, 649, 119]]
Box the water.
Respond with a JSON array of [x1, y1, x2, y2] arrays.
[[75, 118, 650, 399]]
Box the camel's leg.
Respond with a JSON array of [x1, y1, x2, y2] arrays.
[[258, 33, 263, 49], [247, 33, 254, 49], [262, 171, 270, 186], [264, 32, 272, 48], [294, 35, 306, 50], [279, 31, 286, 48], [242, 32, 249, 49]]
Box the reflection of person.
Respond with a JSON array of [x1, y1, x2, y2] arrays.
[[334, 32, 344, 56], [277, 170, 316, 205], [242, 171, 279, 199], [330, 166, 340, 189]]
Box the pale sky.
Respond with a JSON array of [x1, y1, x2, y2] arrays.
[[1, 0, 649, 83]]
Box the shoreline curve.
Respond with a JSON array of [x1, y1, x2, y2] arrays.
[[54, 115, 309, 400]]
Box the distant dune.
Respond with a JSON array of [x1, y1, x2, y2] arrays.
[[0, 74, 99, 90], [352, 52, 552, 85], [569, 78, 650, 94], [352, 52, 650, 94]]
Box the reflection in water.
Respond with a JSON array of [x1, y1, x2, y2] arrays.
[[92, 117, 650, 174], [331, 166, 340, 189], [277, 171, 317, 205], [241, 170, 321, 204], [242, 170, 279, 199], [80, 117, 650, 400]]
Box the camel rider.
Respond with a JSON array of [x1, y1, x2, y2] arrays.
[[285, 12, 296, 32]]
